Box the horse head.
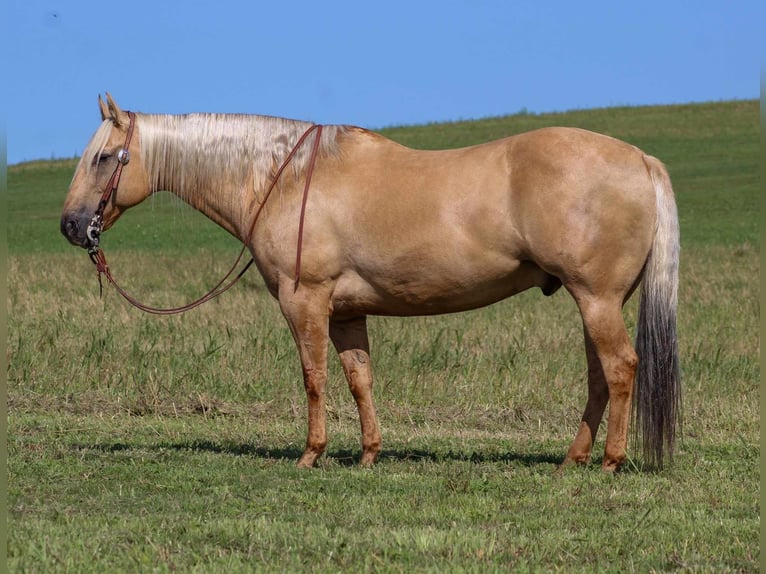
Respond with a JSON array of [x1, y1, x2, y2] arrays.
[[61, 93, 150, 249]]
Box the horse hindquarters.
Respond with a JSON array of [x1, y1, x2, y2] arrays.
[[561, 155, 680, 472]]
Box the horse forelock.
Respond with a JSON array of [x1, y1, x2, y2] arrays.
[[73, 120, 114, 182], [136, 113, 345, 222]]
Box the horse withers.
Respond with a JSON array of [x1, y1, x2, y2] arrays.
[[61, 94, 681, 471]]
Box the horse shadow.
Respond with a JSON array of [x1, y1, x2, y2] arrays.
[[83, 439, 567, 468]]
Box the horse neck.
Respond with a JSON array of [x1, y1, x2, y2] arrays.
[[137, 112, 319, 240]]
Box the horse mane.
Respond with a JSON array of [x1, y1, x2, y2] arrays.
[[77, 113, 347, 228]]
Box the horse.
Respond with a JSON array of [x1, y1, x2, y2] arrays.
[[61, 93, 681, 471]]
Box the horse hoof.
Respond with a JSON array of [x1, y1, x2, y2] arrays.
[[359, 457, 377, 468], [601, 459, 623, 473], [296, 452, 320, 468]]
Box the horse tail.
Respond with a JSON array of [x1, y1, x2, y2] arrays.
[[633, 155, 681, 469]]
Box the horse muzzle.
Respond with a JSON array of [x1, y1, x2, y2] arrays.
[[60, 210, 98, 249]]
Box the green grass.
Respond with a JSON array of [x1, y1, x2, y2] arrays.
[[9, 412, 758, 572], [8, 100, 760, 572]]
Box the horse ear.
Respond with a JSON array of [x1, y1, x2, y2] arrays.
[[98, 94, 109, 121], [104, 92, 126, 127]]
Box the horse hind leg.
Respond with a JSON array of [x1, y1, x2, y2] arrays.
[[562, 329, 610, 466], [329, 316, 382, 466], [564, 295, 638, 472]]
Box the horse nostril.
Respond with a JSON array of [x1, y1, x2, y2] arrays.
[[61, 218, 78, 239]]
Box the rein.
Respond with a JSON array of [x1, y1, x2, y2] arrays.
[[87, 114, 323, 315]]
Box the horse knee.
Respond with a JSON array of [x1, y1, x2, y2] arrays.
[[340, 350, 373, 395], [302, 367, 327, 398], [347, 371, 373, 397]]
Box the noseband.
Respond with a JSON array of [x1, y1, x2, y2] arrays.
[[87, 114, 323, 314]]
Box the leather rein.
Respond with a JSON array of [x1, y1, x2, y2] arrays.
[[87, 111, 323, 315]]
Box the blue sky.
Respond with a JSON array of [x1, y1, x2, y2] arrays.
[[6, 0, 760, 164]]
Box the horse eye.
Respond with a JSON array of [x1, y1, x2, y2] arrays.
[[93, 152, 112, 166]]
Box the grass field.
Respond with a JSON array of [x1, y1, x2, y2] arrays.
[[8, 100, 759, 572]]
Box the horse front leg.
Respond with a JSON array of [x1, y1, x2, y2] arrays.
[[329, 316, 381, 466], [279, 284, 332, 468]]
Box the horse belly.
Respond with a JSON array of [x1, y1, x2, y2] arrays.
[[330, 258, 553, 318]]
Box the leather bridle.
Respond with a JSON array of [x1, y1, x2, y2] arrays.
[[87, 112, 323, 314], [86, 111, 137, 254]]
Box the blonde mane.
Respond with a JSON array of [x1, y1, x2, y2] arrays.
[[139, 112, 345, 192], [77, 113, 346, 230]]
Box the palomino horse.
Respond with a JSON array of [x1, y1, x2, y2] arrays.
[[61, 94, 681, 471]]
